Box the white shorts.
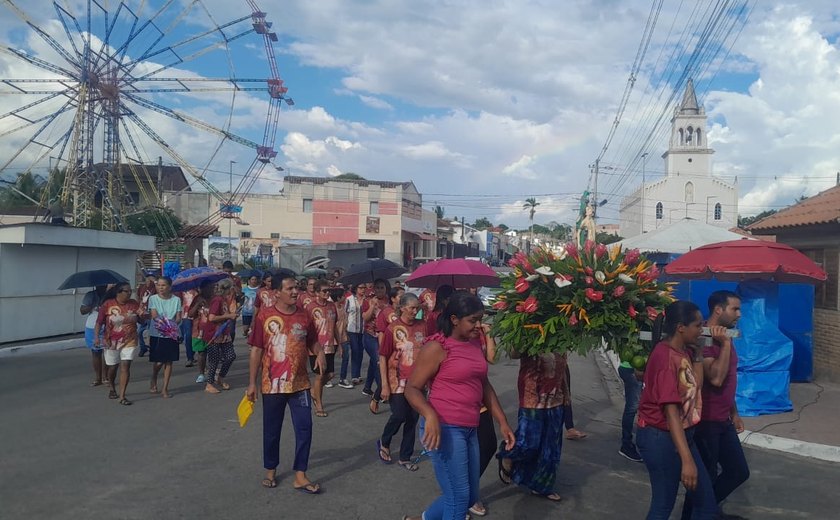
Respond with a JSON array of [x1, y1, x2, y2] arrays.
[[104, 347, 137, 366]]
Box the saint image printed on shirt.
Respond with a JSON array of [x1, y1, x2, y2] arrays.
[[387, 322, 427, 393], [99, 300, 140, 350], [307, 302, 337, 354], [265, 317, 291, 393], [258, 287, 276, 309], [677, 356, 701, 427]]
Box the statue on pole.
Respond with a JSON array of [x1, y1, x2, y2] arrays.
[[575, 191, 597, 247]]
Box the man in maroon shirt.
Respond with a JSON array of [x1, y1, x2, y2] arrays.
[[682, 290, 749, 520]]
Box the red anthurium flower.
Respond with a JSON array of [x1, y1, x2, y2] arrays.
[[595, 243, 608, 258], [612, 285, 626, 298], [646, 306, 659, 320], [584, 288, 604, 302], [492, 300, 508, 310], [516, 296, 538, 313], [514, 278, 530, 293], [628, 305, 638, 318]]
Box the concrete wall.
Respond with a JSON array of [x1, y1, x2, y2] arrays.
[[813, 308, 840, 383], [0, 224, 154, 343]]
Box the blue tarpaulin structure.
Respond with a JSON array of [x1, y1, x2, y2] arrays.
[[660, 274, 813, 416]]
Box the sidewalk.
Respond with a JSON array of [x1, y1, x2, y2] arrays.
[[0, 333, 86, 357], [594, 350, 840, 463]]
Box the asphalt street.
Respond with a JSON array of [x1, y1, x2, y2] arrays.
[[1, 342, 838, 519]]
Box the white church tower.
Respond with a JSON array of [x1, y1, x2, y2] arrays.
[[619, 79, 738, 237]]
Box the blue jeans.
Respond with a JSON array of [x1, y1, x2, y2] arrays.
[[424, 424, 480, 520], [181, 319, 194, 362], [619, 366, 642, 450], [362, 333, 381, 393], [262, 391, 313, 471], [339, 342, 351, 380], [682, 420, 750, 518], [349, 332, 364, 380], [137, 321, 149, 354], [637, 426, 717, 520]]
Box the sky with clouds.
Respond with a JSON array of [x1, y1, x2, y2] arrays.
[[2, 0, 840, 229]]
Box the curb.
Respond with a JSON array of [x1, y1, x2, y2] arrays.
[[739, 431, 840, 464], [592, 348, 840, 464], [0, 338, 85, 358]]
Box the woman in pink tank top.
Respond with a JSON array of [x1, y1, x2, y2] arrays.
[[403, 291, 515, 520]]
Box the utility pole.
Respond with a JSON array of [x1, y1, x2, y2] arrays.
[[593, 158, 599, 218], [228, 160, 236, 261], [641, 152, 648, 233], [156, 156, 163, 198]]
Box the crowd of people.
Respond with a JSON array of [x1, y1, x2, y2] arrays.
[[78, 261, 749, 519]]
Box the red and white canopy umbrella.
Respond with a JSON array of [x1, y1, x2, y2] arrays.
[[664, 239, 827, 284]]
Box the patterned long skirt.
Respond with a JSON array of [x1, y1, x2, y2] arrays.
[[496, 406, 565, 495]]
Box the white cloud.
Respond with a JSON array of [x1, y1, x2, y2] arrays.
[[6, 1, 840, 230], [358, 95, 393, 111]]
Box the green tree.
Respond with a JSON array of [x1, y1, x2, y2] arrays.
[[124, 207, 183, 240], [472, 217, 492, 229], [0, 171, 43, 209], [596, 231, 623, 245], [497, 223, 509, 232], [434, 205, 445, 219], [738, 209, 778, 228], [523, 197, 540, 250], [334, 172, 365, 180]]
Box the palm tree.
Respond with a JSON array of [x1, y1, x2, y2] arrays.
[[434, 205, 445, 219], [523, 197, 540, 252]]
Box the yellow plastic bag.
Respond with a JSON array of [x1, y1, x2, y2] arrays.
[[237, 394, 255, 428]]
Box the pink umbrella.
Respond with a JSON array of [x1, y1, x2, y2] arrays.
[[405, 258, 500, 289]]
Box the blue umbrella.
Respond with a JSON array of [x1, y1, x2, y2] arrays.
[[171, 267, 228, 293], [58, 269, 128, 290]]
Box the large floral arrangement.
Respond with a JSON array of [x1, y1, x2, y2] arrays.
[[491, 242, 674, 367]]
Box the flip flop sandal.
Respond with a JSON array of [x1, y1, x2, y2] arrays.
[[315, 410, 328, 417], [369, 400, 379, 415], [377, 439, 393, 464], [294, 483, 320, 494], [220, 383, 231, 390], [261, 478, 277, 488], [90, 381, 103, 387], [397, 461, 419, 472], [108, 390, 118, 399], [498, 458, 512, 485], [118, 398, 133, 406], [531, 490, 562, 502]]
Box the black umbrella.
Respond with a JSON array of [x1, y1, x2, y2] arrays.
[[338, 259, 406, 286], [58, 269, 129, 290], [236, 268, 263, 280]]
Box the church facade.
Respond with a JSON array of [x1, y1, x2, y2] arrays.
[[619, 80, 738, 238]]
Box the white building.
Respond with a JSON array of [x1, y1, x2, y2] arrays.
[[619, 80, 738, 238]]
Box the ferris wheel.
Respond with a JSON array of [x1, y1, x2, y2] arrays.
[[0, 0, 293, 238]]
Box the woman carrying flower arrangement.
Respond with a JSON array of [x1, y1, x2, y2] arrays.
[[497, 349, 569, 501]]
